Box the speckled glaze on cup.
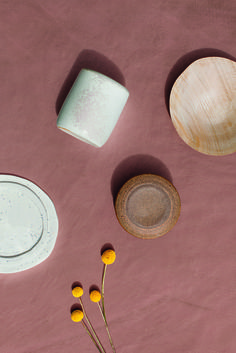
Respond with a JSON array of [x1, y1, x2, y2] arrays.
[[57, 69, 129, 147]]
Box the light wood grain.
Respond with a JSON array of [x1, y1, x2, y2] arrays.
[[169, 57, 236, 155]]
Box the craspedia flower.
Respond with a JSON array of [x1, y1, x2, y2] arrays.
[[71, 309, 84, 322], [72, 286, 84, 298], [101, 249, 116, 265], [90, 290, 102, 303]]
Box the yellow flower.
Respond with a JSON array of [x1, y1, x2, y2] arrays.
[[90, 290, 101, 303], [101, 249, 116, 265], [72, 286, 84, 298], [71, 309, 84, 322]]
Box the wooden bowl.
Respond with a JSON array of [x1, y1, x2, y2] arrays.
[[115, 174, 181, 239], [169, 57, 236, 155]]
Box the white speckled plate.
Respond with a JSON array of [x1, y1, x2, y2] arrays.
[[0, 175, 58, 273]]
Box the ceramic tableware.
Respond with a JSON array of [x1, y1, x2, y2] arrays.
[[115, 174, 181, 239], [57, 69, 129, 147], [0, 175, 58, 273]]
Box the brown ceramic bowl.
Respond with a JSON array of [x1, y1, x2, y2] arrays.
[[115, 174, 181, 239]]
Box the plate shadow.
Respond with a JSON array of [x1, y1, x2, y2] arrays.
[[111, 154, 173, 205]]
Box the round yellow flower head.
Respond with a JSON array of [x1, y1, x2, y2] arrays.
[[90, 290, 101, 303], [101, 249, 116, 265], [72, 286, 83, 298], [71, 309, 84, 322]]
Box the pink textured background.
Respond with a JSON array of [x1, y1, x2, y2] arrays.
[[1, 1, 236, 352]]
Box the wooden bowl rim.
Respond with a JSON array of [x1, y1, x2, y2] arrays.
[[169, 56, 236, 156]]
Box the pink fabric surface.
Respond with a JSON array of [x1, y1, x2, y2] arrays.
[[1, 1, 236, 352]]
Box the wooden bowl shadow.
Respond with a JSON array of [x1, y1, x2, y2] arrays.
[[55, 49, 126, 115], [111, 154, 173, 205], [165, 48, 236, 115]]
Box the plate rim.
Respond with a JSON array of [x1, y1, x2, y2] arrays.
[[0, 174, 58, 273]]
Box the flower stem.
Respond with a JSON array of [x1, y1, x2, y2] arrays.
[[101, 264, 107, 316], [97, 302, 116, 353], [81, 320, 103, 353], [101, 264, 116, 353], [79, 297, 106, 353]]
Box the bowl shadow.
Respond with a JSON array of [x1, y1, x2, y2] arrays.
[[55, 49, 126, 115], [165, 48, 236, 115], [111, 154, 173, 205]]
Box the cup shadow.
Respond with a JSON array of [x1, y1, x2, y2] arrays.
[[111, 154, 173, 205], [165, 48, 236, 115], [55, 49, 126, 115]]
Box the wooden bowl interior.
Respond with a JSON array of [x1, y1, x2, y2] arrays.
[[170, 57, 236, 155]]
